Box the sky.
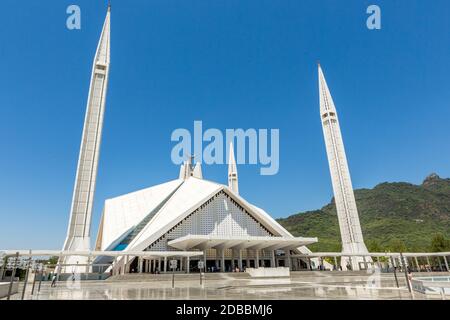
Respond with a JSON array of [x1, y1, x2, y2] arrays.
[[0, 0, 449, 249]]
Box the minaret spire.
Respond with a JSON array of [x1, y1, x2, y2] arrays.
[[61, 8, 111, 271], [228, 142, 239, 194], [318, 64, 369, 270]]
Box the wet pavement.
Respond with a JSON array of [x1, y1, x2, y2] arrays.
[[4, 271, 447, 300]]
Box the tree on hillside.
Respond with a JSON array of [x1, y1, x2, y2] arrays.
[[430, 233, 450, 252], [367, 240, 383, 252], [389, 239, 407, 253]]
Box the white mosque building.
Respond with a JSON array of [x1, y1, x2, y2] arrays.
[[61, 6, 370, 274], [61, 7, 319, 274], [94, 156, 317, 273]]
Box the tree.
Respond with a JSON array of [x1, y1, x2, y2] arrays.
[[388, 239, 407, 253], [367, 240, 383, 253], [48, 256, 59, 265], [430, 233, 450, 252]]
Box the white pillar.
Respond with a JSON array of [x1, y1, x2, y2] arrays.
[[414, 257, 420, 272], [286, 250, 291, 270], [85, 255, 91, 274], [215, 250, 220, 270], [186, 256, 190, 274], [203, 251, 207, 272], [348, 256, 353, 270], [221, 249, 225, 272], [246, 250, 250, 269], [271, 251, 276, 268], [256, 250, 260, 268], [164, 257, 167, 273], [443, 256, 449, 272], [437, 256, 444, 271], [138, 257, 143, 273], [238, 250, 243, 271]]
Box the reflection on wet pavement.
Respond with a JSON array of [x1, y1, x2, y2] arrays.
[[6, 271, 445, 300]]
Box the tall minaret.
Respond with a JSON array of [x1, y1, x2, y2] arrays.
[[228, 142, 239, 194], [61, 7, 111, 269], [318, 64, 369, 270]]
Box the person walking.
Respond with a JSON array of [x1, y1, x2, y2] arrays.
[[51, 274, 57, 287]]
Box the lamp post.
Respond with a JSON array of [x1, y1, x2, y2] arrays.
[[38, 264, 44, 293], [198, 260, 205, 286], [400, 252, 412, 293]]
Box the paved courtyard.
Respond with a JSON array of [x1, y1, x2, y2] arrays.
[[4, 271, 448, 300]]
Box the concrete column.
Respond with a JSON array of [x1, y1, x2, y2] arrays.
[[86, 255, 91, 273], [348, 256, 353, 270], [56, 255, 62, 280], [215, 250, 220, 270], [203, 251, 207, 272], [231, 249, 235, 270], [362, 256, 367, 270], [125, 256, 129, 273], [164, 257, 167, 273], [246, 250, 250, 269], [138, 258, 143, 273], [389, 256, 395, 271], [221, 249, 225, 272], [238, 250, 243, 271], [271, 251, 276, 268], [414, 257, 420, 272], [286, 250, 291, 270], [443, 256, 449, 272], [438, 256, 444, 271], [186, 256, 190, 274], [334, 256, 338, 270], [158, 258, 161, 273], [256, 250, 260, 268], [426, 256, 431, 272], [120, 258, 125, 275]]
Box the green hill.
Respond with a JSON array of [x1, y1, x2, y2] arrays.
[[277, 174, 450, 252]]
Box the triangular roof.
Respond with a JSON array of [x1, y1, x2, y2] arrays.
[[97, 179, 183, 251], [97, 176, 305, 254], [125, 177, 222, 251]]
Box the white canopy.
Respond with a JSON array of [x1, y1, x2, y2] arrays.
[[168, 234, 318, 251]]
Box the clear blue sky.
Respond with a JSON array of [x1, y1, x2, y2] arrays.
[[1, 0, 449, 249]]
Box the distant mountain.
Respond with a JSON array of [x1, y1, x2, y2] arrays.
[[277, 174, 450, 252]]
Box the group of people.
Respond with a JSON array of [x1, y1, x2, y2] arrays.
[[47, 271, 77, 287]]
